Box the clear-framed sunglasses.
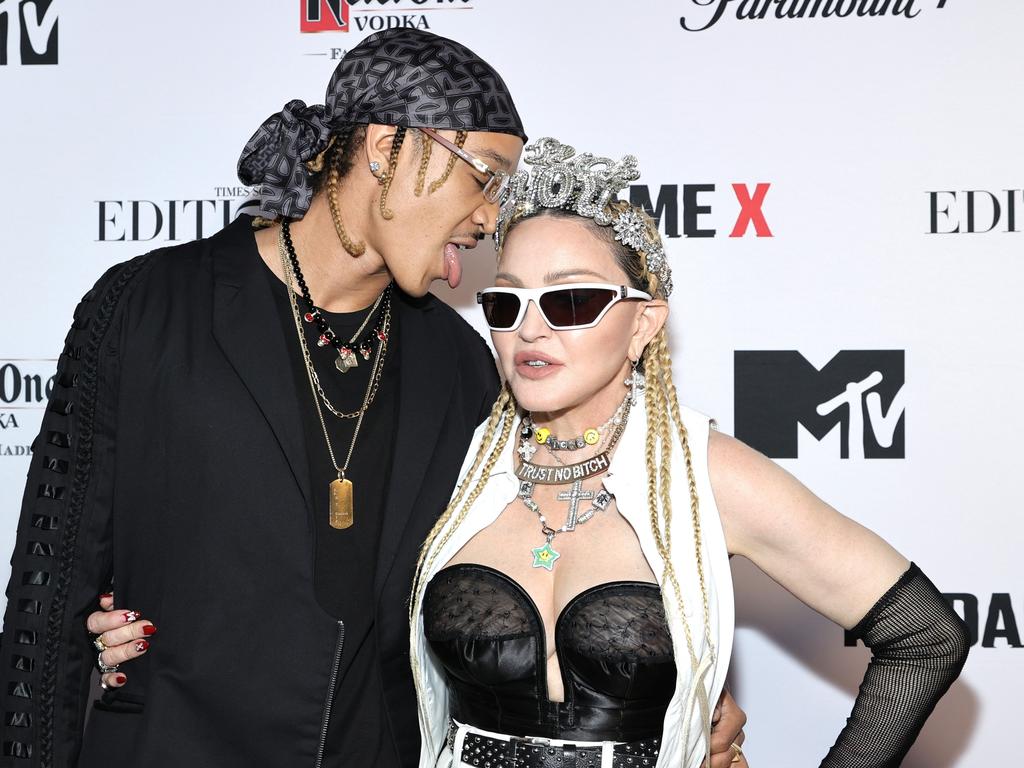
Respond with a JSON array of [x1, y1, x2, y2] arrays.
[[419, 126, 510, 204], [477, 283, 653, 332]]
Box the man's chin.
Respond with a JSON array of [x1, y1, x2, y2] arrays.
[[390, 274, 434, 299]]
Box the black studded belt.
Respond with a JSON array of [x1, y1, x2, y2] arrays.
[[446, 721, 661, 768]]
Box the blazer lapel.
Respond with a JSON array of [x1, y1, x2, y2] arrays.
[[374, 293, 458, 594], [211, 220, 312, 511]]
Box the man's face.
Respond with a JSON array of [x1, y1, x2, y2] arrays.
[[368, 129, 524, 297]]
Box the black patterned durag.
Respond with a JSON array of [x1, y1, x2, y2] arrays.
[[237, 28, 527, 220]]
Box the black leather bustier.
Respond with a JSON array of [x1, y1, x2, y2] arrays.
[[423, 563, 676, 742]]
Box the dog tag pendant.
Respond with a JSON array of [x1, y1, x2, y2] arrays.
[[329, 478, 354, 529]]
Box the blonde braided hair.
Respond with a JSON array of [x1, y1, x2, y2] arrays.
[[428, 130, 468, 194], [414, 130, 433, 197], [408, 385, 517, 744], [409, 384, 517, 623]]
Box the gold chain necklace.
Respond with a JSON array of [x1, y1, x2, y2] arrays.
[[277, 228, 390, 529]]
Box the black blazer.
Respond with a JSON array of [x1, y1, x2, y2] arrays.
[[0, 217, 500, 767]]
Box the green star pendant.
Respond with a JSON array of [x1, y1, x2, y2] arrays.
[[531, 541, 560, 571]]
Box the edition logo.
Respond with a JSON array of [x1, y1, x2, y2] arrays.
[[628, 183, 773, 239], [845, 593, 1023, 649], [0, 0, 58, 65], [97, 190, 261, 243], [734, 350, 906, 459], [927, 190, 1023, 234], [682, 0, 947, 32]]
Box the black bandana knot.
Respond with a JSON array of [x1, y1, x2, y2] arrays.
[[237, 99, 331, 220]]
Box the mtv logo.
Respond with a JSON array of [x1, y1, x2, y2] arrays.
[[301, 0, 349, 32], [0, 0, 58, 66], [734, 350, 906, 459]]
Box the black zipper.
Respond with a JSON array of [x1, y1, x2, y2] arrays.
[[314, 620, 346, 768]]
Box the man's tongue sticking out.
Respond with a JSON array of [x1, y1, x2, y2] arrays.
[[444, 243, 463, 289]]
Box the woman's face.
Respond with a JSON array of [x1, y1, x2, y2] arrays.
[[492, 216, 652, 418]]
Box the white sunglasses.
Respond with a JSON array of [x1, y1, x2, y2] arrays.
[[476, 283, 652, 331]]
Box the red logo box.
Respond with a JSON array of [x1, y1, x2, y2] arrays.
[[301, 0, 349, 32]]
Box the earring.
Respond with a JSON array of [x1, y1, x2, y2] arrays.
[[624, 359, 645, 405], [369, 161, 381, 174]]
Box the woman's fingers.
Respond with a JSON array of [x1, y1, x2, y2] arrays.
[[95, 619, 156, 651], [86, 606, 144, 635], [98, 636, 151, 669], [100, 671, 128, 689], [89, 595, 152, 691]]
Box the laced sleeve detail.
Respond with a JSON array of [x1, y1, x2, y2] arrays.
[[820, 563, 970, 768], [0, 256, 150, 767]]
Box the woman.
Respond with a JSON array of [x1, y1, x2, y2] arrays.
[[406, 138, 969, 768]]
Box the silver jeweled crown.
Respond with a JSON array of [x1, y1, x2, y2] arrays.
[[496, 138, 673, 296]]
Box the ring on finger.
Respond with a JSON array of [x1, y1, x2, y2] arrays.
[[92, 635, 107, 653], [97, 651, 119, 675], [730, 742, 743, 764]]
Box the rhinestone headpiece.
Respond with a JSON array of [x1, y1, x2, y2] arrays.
[[496, 138, 673, 296]]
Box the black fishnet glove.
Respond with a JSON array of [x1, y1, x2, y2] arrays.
[[820, 563, 970, 768]]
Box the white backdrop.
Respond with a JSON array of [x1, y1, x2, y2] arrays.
[[1, 1, 1021, 765]]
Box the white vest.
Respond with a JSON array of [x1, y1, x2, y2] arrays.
[[409, 399, 735, 768]]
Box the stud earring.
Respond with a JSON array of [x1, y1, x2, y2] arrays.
[[369, 161, 387, 184]]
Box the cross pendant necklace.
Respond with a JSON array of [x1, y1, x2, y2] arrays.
[[556, 479, 595, 532]]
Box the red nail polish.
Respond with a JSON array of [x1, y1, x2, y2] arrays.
[[100, 593, 113, 599], [142, 625, 157, 636], [123, 611, 140, 623], [115, 674, 127, 685], [135, 640, 149, 653]]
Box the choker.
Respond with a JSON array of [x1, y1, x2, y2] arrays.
[[515, 453, 611, 485], [281, 222, 389, 373], [520, 396, 628, 452]]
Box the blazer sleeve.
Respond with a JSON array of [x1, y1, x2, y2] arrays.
[[0, 256, 148, 767]]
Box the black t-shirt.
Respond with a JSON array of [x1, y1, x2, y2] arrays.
[[262, 258, 401, 767]]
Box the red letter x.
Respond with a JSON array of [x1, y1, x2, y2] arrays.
[[730, 183, 772, 238]]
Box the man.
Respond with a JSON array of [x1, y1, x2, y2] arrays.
[[0, 29, 746, 768]]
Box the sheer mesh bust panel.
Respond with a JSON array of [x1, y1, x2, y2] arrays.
[[424, 566, 672, 663], [560, 584, 673, 662], [424, 565, 538, 642]]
